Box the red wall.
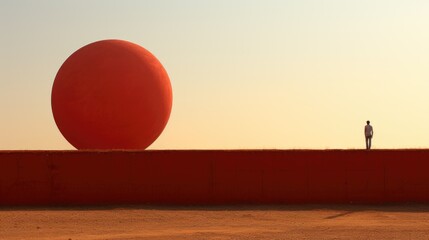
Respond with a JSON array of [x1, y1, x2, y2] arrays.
[[1, 150, 429, 205]]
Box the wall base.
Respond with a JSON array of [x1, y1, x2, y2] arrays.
[[1, 150, 429, 205]]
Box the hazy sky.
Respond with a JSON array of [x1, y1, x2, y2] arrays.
[[1, 0, 429, 150]]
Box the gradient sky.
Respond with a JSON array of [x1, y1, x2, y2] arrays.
[[1, 0, 429, 150]]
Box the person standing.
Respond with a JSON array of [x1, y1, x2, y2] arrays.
[[364, 121, 373, 150]]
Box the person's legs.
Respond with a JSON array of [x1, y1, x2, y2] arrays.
[[369, 136, 372, 149], [365, 137, 369, 149]]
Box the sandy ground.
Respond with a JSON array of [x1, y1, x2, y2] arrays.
[[2, 205, 429, 240]]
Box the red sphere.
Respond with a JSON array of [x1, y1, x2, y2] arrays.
[[51, 40, 172, 150]]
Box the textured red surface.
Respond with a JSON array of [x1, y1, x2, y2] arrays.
[[51, 40, 172, 150], [1, 150, 429, 205]]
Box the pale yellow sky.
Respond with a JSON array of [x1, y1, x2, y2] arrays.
[[1, 0, 429, 149]]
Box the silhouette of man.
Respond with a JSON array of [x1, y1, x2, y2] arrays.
[[364, 120, 373, 150]]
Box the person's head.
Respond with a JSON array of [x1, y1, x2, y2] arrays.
[[367, 120, 370, 125]]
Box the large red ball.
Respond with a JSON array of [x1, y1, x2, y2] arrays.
[[51, 40, 172, 150]]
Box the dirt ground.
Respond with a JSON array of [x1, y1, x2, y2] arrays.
[[2, 205, 429, 240]]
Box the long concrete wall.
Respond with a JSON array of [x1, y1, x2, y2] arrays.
[[1, 150, 429, 205]]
